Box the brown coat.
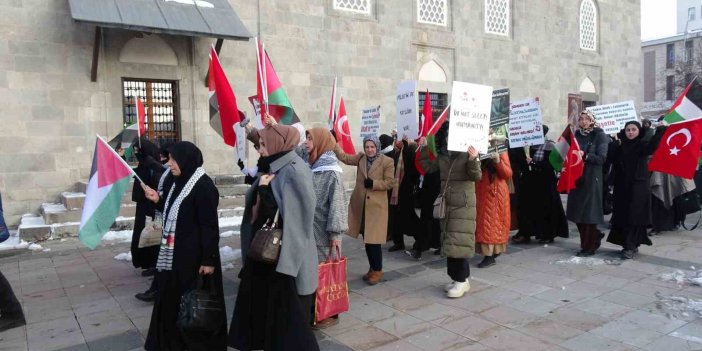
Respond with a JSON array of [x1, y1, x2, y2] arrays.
[[475, 152, 512, 245], [335, 145, 395, 244]]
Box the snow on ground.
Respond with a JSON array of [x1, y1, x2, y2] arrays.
[[61, 192, 85, 198], [552, 256, 622, 266], [220, 230, 240, 238], [114, 252, 132, 262], [28, 243, 43, 251], [656, 293, 702, 322], [0, 232, 29, 251], [219, 246, 241, 270], [102, 230, 133, 243], [659, 270, 702, 287], [41, 203, 66, 213], [219, 216, 243, 228], [19, 215, 46, 228]]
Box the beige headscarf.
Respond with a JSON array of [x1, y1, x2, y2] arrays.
[[306, 127, 337, 165], [259, 125, 300, 155]]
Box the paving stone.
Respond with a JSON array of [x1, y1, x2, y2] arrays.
[[669, 322, 702, 344], [516, 318, 586, 344], [590, 319, 665, 348], [559, 332, 636, 351], [372, 312, 434, 339], [84, 330, 143, 351], [334, 326, 398, 351], [479, 305, 540, 329], [405, 327, 474, 351], [440, 315, 504, 341], [642, 335, 702, 351], [544, 307, 609, 332], [478, 327, 554, 351], [26, 317, 86, 351]]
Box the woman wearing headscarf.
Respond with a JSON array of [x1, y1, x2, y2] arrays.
[[302, 127, 348, 329], [607, 121, 660, 259], [229, 124, 319, 351], [130, 137, 166, 275], [419, 123, 482, 298], [566, 111, 609, 256], [335, 136, 395, 285], [142, 141, 227, 351], [475, 152, 512, 268]]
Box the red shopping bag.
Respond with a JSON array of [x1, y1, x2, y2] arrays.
[[315, 248, 349, 322]]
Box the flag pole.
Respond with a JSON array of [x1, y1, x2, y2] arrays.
[[96, 134, 144, 184], [262, 42, 269, 113], [254, 37, 266, 124]]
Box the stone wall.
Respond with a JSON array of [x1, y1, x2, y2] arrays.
[[0, 0, 641, 225]]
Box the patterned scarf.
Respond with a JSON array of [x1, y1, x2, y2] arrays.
[[310, 151, 342, 173], [363, 136, 380, 170], [579, 110, 599, 136], [156, 167, 206, 271]]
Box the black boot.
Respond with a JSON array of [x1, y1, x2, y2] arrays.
[[135, 289, 157, 302], [404, 249, 422, 260], [478, 255, 496, 268], [388, 244, 405, 252]]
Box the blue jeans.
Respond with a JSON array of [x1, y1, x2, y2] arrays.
[[0, 192, 9, 243]]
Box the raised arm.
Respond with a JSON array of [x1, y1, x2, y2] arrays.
[[333, 144, 364, 166]]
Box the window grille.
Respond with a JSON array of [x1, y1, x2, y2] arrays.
[[579, 0, 597, 51], [333, 0, 370, 14], [418, 92, 449, 120], [122, 79, 180, 149], [485, 0, 510, 36], [417, 0, 448, 26]]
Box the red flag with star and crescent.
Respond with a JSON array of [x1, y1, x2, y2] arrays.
[[649, 118, 702, 179], [556, 129, 584, 193], [334, 97, 356, 154]]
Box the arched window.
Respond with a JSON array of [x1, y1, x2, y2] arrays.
[[417, 0, 448, 26], [333, 0, 370, 14], [580, 0, 598, 51], [485, 0, 510, 36]]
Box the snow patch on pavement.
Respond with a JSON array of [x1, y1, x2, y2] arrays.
[[220, 230, 240, 238], [659, 270, 702, 287], [102, 230, 133, 243], [114, 252, 132, 262], [219, 246, 241, 270], [656, 293, 702, 321], [219, 216, 243, 228], [552, 256, 622, 266]]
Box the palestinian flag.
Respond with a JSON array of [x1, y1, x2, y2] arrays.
[[416, 89, 434, 175], [423, 105, 450, 160], [78, 137, 134, 249], [256, 38, 299, 125], [549, 126, 575, 171], [107, 97, 146, 157], [208, 46, 243, 147], [664, 78, 702, 123]]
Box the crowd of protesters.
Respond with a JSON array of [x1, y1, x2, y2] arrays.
[[3, 109, 699, 351]]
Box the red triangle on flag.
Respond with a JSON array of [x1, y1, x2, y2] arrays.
[[136, 98, 146, 137], [96, 138, 133, 188]]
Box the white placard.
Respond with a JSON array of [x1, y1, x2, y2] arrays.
[[396, 80, 419, 140], [508, 98, 545, 148], [447, 81, 493, 153], [234, 123, 246, 161], [586, 100, 638, 135], [247, 95, 265, 130], [360, 105, 381, 140]]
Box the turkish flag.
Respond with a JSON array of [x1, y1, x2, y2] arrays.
[[557, 130, 584, 193], [649, 118, 702, 179], [334, 98, 356, 154]]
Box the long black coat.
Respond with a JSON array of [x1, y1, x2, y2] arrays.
[[393, 141, 420, 236], [566, 128, 609, 224], [609, 135, 655, 227], [145, 175, 227, 351]]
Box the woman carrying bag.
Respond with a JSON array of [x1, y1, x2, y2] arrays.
[[229, 124, 320, 351], [142, 141, 227, 351], [303, 128, 349, 329]]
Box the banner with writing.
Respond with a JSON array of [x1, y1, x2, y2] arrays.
[[482, 88, 510, 159], [234, 122, 247, 161], [447, 81, 493, 153], [508, 98, 545, 148], [360, 105, 381, 140], [567, 93, 583, 128], [396, 80, 419, 140], [247, 95, 265, 129], [586, 100, 638, 135]]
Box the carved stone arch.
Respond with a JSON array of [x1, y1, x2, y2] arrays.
[[579, 75, 599, 103], [119, 34, 178, 66], [417, 53, 450, 83]]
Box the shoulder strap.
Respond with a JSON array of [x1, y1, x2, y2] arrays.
[[440, 159, 457, 197]]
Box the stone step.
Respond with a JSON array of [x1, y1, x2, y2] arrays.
[[214, 174, 246, 185], [61, 192, 85, 210], [41, 203, 137, 225], [218, 207, 245, 218], [18, 215, 52, 242], [217, 184, 250, 197], [49, 217, 134, 239], [220, 196, 246, 208]]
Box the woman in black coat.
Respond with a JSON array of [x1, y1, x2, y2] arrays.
[[607, 121, 658, 259], [142, 141, 227, 351], [566, 111, 609, 256], [130, 137, 165, 272]]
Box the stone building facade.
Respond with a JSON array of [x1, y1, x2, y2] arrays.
[[0, 0, 641, 225]]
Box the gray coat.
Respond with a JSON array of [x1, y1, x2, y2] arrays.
[[566, 128, 609, 224], [311, 168, 348, 262], [419, 149, 482, 259], [270, 150, 319, 296]]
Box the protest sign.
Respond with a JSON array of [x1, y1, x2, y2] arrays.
[[234, 122, 246, 161], [447, 81, 493, 153], [567, 93, 583, 128], [247, 95, 265, 129], [586, 100, 638, 134], [396, 80, 419, 140], [481, 88, 510, 160], [508, 98, 545, 148], [360, 105, 381, 140]]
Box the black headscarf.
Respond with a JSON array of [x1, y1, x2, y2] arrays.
[[134, 137, 160, 163], [168, 141, 204, 187], [435, 121, 450, 156]]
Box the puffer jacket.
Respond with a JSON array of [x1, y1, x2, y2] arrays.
[[419, 149, 482, 258], [475, 152, 512, 246]]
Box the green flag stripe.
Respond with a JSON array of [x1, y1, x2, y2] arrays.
[[664, 110, 685, 124], [78, 177, 130, 249]]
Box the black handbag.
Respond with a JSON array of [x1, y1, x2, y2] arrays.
[[176, 275, 225, 334], [678, 190, 701, 215], [247, 211, 282, 264]]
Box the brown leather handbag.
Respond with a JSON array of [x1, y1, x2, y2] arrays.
[[247, 211, 283, 264]]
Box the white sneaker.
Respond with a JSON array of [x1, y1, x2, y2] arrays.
[[444, 281, 456, 292], [446, 281, 470, 298]]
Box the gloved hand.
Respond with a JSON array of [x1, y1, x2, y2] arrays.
[[364, 178, 373, 189], [237, 159, 245, 170]]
